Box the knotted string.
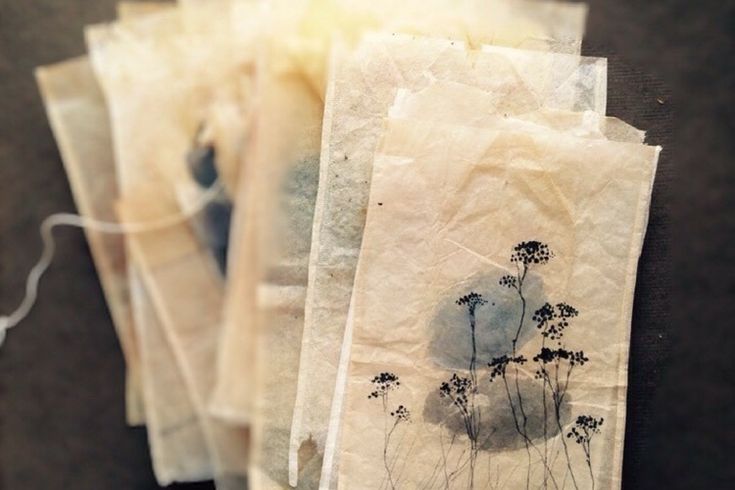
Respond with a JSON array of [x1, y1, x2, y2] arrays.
[[0, 181, 224, 347]]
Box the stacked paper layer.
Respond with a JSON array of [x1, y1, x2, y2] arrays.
[[34, 1, 660, 489]]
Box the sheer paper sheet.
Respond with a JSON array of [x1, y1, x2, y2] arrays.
[[35, 57, 144, 426], [36, 54, 219, 484], [293, 34, 608, 486], [389, 81, 645, 144], [87, 2, 254, 480], [129, 267, 214, 483], [220, 0, 591, 436], [336, 118, 659, 489], [319, 80, 648, 489]]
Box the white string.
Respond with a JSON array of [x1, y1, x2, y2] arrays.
[[0, 181, 224, 347]]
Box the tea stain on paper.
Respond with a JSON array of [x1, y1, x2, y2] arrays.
[[366, 241, 607, 489]]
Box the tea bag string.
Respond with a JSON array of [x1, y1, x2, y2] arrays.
[[0, 180, 224, 347]]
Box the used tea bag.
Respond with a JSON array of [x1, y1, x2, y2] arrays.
[[389, 81, 645, 144], [129, 267, 213, 484], [292, 33, 608, 484], [218, 0, 591, 432], [35, 57, 144, 426], [38, 58, 213, 485], [337, 118, 660, 489], [36, 54, 218, 483], [117, 189, 249, 483], [319, 79, 644, 490], [87, 2, 254, 481], [118, 4, 220, 483], [240, 6, 326, 487], [337, 0, 589, 54]]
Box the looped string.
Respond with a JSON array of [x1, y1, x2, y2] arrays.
[[0, 180, 224, 347]]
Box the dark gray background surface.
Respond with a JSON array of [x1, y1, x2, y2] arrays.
[[0, 1, 732, 489]]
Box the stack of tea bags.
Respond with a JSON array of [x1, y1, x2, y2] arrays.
[[32, 0, 659, 488]]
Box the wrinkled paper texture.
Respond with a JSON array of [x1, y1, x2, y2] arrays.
[[35, 57, 144, 426], [36, 54, 216, 484], [222, 0, 591, 441], [87, 2, 253, 481], [295, 34, 608, 487], [390, 81, 645, 144], [337, 118, 659, 489]]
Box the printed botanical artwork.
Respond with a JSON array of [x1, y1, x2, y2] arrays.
[[366, 241, 604, 490], [337, 119, 659, 490], [293, 34, 609, 485]]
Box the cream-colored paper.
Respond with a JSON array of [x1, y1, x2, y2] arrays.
[[87, 3, 254, 479], [319, 87, 644, 490], [35, 57, 144, 426], [219, 0, 590, 433], [337, 118, 659, 489], [129, 267, 213, 484], [118, 5, 219, 483], [292, 35, 608, 485], [117, 191, 249, 481], [221, 2, 590, 486], [242, 9, 326, 487], [389, 82, 645, 144], [36, 54, 218, 484]]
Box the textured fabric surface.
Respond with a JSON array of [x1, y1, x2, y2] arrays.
[[0, 1, 732, 489]]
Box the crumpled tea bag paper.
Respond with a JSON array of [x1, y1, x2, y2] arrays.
[[337, 118, 660, 489], [292, 33, 608, 485], [337, 0, 589, 54], [87, 2, 254, 480], [36, 53, 217, 484], [389, 81, 645, 144], [129, 267, 214, 483], [117, 189, 249, 483], [319, 81, 645, 490], [218, 0, 590, 435], [35, 57, 145, 426]]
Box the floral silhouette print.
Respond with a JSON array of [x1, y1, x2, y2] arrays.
[[532, 301, 580, 487], [568, 415, 604, 490], [456, 292, 488, 389], [495, 241, 553, 489], [371, 239, 604, 489], [440, 292, 490, 488], [369, 372, 409, 489]]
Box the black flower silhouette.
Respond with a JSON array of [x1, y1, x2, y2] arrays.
[[488, 354, 528, 381], [533, 347, 589, 367], [390, 405, 411, 423], [568, 415, 604, 489], [568, 415, 604, 444], [510, 241, 553, 266], [499, 274, 518, 289], [368, 372, 408, 490], [533, 302, 579, 341], [368, 372, 400, 399], [456, 292, 488, 315], [439, 373, 473, 410]]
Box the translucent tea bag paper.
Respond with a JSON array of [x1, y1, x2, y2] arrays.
[[129, 268, 214, 484], [292, 34, 608, 481], [389, 81, 645, 144], [117, 191, 249, 481], [87, 3, 254, 479], [337, 0, 589, 54], [35, 57, 144, 426], [36, 55, 216, 484], [337, 119, 660, 489], [218, 0, 590, 432]]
